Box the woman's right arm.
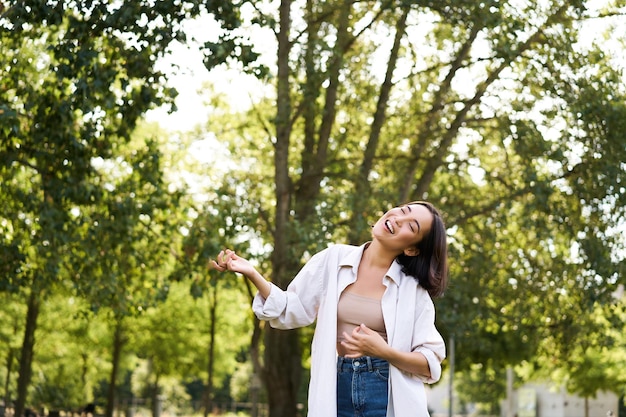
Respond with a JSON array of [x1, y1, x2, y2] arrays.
[[210, 249, 271, 299], [211, 247, 329, 329]]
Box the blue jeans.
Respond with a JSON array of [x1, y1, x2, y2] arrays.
[[337, 356, 389, 417]]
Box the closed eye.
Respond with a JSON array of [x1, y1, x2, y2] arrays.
[[401, 206, 419, 233]]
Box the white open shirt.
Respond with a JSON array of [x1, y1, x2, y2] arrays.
[[253, 243, 446, 417]]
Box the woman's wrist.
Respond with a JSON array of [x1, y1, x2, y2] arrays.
[[248, 270, 271, 299]]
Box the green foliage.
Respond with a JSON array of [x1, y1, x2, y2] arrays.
[[0, 292, 25, 401], [1, 0, 625, 415], [0, 0, 253, 414], [539, 300, 626, 397], [130, 281, 250, 384], [455, 363, 505, 415], [70, 136, 183, 316], [28, 294, 111, 409], [189, 0, 626, 412], [130, 360, 192, 415]]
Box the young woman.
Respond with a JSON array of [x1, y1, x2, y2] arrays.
[[211, 201, 448, 417]]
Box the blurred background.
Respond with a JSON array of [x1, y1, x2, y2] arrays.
[[1, 1, 625, 417]]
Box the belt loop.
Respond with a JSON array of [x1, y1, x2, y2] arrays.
[[337, 356, 344, 372], [366, 356, 373, 372]]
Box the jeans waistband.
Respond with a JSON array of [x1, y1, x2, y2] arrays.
[[337, 356, 389, 372]]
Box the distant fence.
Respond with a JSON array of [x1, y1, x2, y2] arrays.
[[207, 402, 269, 417], [119, 399, 270, 417], [0, 407, 105, 417], [0, 406, 267, 417]]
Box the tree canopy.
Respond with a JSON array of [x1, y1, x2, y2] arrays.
[[1, 1, 625, 417]]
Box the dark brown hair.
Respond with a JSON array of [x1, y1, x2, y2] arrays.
[[396, 201, 448, 297]]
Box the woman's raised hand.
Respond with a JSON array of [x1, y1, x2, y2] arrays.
[[210, 249, 271, 299], [210, 249, 257, 277]]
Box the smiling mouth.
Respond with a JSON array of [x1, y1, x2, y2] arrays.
[[385, 220, 394, 234]]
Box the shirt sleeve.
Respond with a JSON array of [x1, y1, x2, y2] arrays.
[[252, 248, 329, 330], [411, 297, 446, 384]]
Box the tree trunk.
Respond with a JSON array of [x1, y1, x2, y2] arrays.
[[3, 315, 19, 408], [106, 320, 125, 417], [150, 372, 160, 417], [350, 7, 408, 243], [203, 284, 218, 417], [14, 290, 40, 417], [3, 348, 14, 408], [81, 352, 89, 401], [264, 328, 302, 417], [268, 1, 300, 416], [296, 0, 352, 222], [398, 23, 480, 202], [243, 279, 264, 417]]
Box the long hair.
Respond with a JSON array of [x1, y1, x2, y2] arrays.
[[396, 201, 448, 298]]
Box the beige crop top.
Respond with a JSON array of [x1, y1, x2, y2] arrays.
[[337, 291, 387, 342]]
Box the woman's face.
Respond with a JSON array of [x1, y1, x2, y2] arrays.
[[371, 204, 434, 253]]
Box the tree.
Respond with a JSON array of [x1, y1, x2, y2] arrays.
[[2, 1, 624, 416], [197, 0, 626, 415], [72, 133, 188, 417], [0, 1, 214, 415]]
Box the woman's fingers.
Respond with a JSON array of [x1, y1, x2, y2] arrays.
[[210, 259, 225, 271], [210, 249, 242, 273], [341, 332, 363, 357], [210, 249, 231, 271]]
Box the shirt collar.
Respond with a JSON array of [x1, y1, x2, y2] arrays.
[[338, 242, 404, 285]]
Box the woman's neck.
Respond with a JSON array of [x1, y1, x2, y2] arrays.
[[362, 240, 398, 270]]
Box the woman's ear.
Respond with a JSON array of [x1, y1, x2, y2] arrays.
[[404, 246, 420, 256]]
